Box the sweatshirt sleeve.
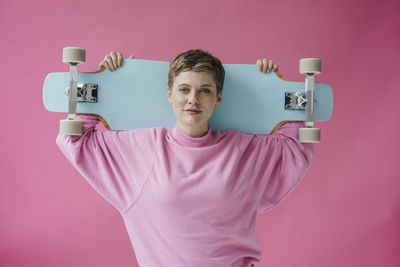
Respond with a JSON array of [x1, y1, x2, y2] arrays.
[[239, 122, 315, 214], [56, 115, 156, 213]]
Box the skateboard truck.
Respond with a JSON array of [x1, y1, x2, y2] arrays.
[[285, 92, 317, 110], [64, 83, 98, 103], [298, 58, 321, 143], [59, 47, 86, 136], [285, 92, 307, 110]]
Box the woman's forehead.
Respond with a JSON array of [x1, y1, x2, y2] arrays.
[[174, 70, 216, 87]]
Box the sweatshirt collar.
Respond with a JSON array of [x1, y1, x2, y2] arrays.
[[169, 124, 213, 147]]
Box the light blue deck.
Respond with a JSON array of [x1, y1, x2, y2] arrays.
[[43, 59, 333, 135]]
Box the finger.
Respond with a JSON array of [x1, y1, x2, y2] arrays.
[[117, 52, 122, 67], [106, 56, 115, 71], [106, 57, 115, 71], [110, 51, 118, 69], [129, 54, 135, 59], [256, 59, 262, 71], [103, 55, 114, 71], [262, 58, 268, 73], [98, 56, 106, 70], [267, 60, 273, 72], [102, 61, 113, 71], [273, 64, 279, 72], [98, 59, 105, 69], [98, 58, 108, 71]]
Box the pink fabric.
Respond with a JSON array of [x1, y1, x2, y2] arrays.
[[56, 115, 314, 267]]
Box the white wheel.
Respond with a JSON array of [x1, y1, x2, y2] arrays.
[[299, 58, 321, 74], [63, 47, 86, 64], [59, 119, 82, 136], [299, 127, 320, 143]]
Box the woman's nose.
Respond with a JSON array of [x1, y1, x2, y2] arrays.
[[188, 93, 199, 105]]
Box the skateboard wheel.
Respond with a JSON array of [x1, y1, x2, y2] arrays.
[[63, 47, 86, 64], [299, 127, 320, 143], [59, 119, 83, 136], [299, 58, 321, 74]]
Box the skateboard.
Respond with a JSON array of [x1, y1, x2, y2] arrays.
[[43, 47, 333, 142]]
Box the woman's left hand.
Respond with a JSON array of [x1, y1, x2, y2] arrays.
[[256, 58, 279, 73]]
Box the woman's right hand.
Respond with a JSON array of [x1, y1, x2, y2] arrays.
[[98, 51, 135, 71]]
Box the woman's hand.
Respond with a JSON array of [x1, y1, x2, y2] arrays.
[[98, 51, 135, 71], [256, 58, 279, 73]]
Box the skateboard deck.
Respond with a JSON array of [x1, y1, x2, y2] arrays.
[[43, 59, 333, 135]]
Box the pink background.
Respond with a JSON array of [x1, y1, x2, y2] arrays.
[[1, 0, 399, 266]]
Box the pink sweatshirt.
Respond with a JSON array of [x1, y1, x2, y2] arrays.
[[56, 114, 314, 267]]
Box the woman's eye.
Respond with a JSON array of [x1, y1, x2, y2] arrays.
[[201, 89, 210, 93], [179, 88, 188, 92]]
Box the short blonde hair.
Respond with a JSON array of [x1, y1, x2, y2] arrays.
[[168, 49, 225, 94]]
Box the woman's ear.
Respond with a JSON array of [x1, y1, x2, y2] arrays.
[[215, 91, 223, 107], [167, 86, 172, 104]]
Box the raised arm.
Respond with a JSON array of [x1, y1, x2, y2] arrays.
[[256, 58, 292, 132], [79, 51, 135, 128]]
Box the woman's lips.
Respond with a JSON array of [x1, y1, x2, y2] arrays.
[[185, 110, 201, 115]]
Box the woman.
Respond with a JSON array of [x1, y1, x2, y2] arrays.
[[56, 49, 314, 267]]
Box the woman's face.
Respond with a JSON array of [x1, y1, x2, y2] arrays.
[[167, 70, 222, 136]]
